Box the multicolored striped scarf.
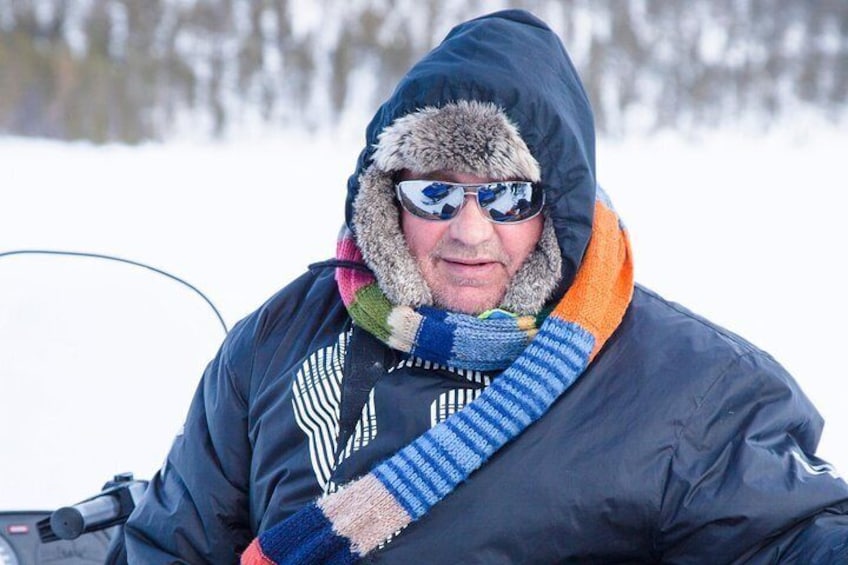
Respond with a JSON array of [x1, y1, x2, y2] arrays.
[[335, 230, 551, 372], [242, 192, 634, 564]]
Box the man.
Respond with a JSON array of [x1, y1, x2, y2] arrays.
[[125, 10, 848, 564]]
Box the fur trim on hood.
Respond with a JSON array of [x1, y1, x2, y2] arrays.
[[372, 101, 541, 182], [352, 101, 562, 315]]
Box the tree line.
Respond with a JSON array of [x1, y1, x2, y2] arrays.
[[1, 0, 845, 143]]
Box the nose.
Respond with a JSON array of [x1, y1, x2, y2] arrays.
[[448, 194, 495, 245]]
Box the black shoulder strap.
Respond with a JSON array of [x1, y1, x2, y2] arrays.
[[335, 324, 385, 459]]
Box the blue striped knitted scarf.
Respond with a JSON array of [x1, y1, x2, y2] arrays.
[[242, 194, 633, 564]]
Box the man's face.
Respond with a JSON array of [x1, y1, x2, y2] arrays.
[[400, 170, 544, 315]]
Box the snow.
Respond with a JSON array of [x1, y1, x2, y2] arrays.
[[1, 123, 846, 511]]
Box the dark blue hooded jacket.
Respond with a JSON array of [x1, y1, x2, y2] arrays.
[[125, 10, 848, 564]]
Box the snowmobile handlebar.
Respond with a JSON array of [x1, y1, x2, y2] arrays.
[[37, 473, 148, 543]]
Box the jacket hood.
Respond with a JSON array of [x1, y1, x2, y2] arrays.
[[345, 9, 596, 299]]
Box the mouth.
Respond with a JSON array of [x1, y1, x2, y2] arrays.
[[443, 257, 497, 266], [439, 257, 502, 280]]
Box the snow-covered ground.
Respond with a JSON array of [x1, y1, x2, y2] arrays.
[[1, 123, 846, 510]]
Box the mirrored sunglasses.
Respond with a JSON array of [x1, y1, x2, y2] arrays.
[[395, 180, 545, 224]]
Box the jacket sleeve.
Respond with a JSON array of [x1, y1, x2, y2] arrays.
[[124, 316, 254, 564], [657, 351, 848, 563]]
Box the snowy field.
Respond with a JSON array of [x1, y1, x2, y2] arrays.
[[1, 123, 846, 510]]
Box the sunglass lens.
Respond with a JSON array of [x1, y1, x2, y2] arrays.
[[478, 182, 542, 222], [398, 181, 464, 220]]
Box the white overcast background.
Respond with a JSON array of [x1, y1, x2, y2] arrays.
[[1, 117, 846, 510]]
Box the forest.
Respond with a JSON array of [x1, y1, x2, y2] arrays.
[[1, 0, 845, 143]]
